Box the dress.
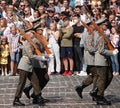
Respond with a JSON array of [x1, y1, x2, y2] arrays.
[[0, 44, 9, 65]]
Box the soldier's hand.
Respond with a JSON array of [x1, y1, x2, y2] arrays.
[[47, 44, 52, 48], [113, 49, 119, 55], [41, 56, 49, 61]]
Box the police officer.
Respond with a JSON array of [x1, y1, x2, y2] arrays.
[[13, 31, 49, 106], [90, 18, 119, 105]]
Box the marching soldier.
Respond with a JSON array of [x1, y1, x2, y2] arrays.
[[75, 18, 119, 105], [13, 31, 49, 106], [23, 28, 49, 102], [89, 18, 119, 105], [75, 21, 98, 99]]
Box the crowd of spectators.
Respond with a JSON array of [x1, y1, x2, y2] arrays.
[[0, 0, 120, 76]]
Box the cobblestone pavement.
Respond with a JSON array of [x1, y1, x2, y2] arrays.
[[0, 74, 120, 108]]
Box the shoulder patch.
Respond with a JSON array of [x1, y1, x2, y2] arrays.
[[28, 48, 32, 53]]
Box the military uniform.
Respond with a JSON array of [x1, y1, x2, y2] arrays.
[[13, 40, 48, 106], [23, 38, 49, 99], [75, 29, 98, 99], [93, 34, 113, 97]]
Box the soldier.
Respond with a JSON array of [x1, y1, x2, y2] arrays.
[[89, 18, 119, 105], [13, 32, 49, 106], [23, 28, 49, 103], [75, 21, 98, 99]]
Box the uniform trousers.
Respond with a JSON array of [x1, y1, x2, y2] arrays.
[[15, 69, 41, 98], [82, 65, 113, 96], [95, 66, 113, 96]]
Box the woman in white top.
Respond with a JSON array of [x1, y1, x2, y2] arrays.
[[47, 21, 61, 75]]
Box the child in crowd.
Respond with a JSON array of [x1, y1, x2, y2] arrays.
[[0, 37, 9, 76]]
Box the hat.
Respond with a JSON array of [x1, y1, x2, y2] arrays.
[[86, 20, 92, 25], [31, 17, 41, 24], [33, 23, 43, 31], [47, 8, 55, 12], [95, 18, 107, 25]]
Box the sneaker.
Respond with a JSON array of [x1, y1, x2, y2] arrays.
[[63, 71, 68, 76], [8, 72, 14, 76], [115, 72, 119, 76], [67, 71, 73, 75], [77, 71, 87, 76], [1, 72, 4, 76], [113, 72, 116, 76]]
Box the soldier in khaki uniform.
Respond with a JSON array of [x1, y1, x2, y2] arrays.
[[89, 18, 119, 105], [75, 21, 98, 99], [23, 29, 49, 102], [13, 32, 49, 106]]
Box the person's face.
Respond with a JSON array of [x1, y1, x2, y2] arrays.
[[19, 2, 25, 10], [1, 40, 6, 45], [111, 20, 116, 27], [24, 8, 31, 15], [74, 8, 80, 14], [48, 10, 54, 17], [63, 19, 69, 27], [38, 6, 44, 14], [11, 27, 16, 35], [111, 27, 116, 33], [109, 15, 115, 22], [50, 23, 56, 30], [33, 12, 39, 19], [1, 0, 6, 7], [63, 0, 68, 7], [0, 19, 5, 27]]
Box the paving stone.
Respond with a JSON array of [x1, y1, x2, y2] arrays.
[[0, 75, 120, 108]]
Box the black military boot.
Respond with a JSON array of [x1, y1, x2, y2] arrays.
[[89, 87, 98, 98], [75, 84, 86, 98], [23, 84, 32, 99], [32, 95, 45, 106], [96, 96, 111, 105], [13, 97, 25, 106]]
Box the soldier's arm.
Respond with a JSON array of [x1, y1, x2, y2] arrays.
[[97, 37, 113, 56]]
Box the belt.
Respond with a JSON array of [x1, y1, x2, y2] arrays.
[[22, 55, 29, 59]]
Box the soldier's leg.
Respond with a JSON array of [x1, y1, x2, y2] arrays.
[[34, 68, 49, 90], [29, 70, 45, 105], [105, 66, 113, 90], [15, 69, 28, 98], [75, 66, 95, 98], [95, 66, 107, 97], [13, 69, 27, 106]]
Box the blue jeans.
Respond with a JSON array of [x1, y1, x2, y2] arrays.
[[111, 53, 119, 72]]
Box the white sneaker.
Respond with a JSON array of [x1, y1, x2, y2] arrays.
[[1, 72, 4, 76], [77, 71, 87, 76]]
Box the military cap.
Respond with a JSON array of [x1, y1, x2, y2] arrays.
[[95, 18, 107, 25], [47, 8, 55, 12], [31, 17, 41, 24]]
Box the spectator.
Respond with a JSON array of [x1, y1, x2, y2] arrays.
[[0, 37, 9, 76], [47, 21, 61, 75], [8, 25, 21, 76], [72, 14, 85, 74], [60, 17, 74, 76], [110, 27, 120, 76]]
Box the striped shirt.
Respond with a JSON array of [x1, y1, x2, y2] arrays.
[[8, 33, 20, 52]]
